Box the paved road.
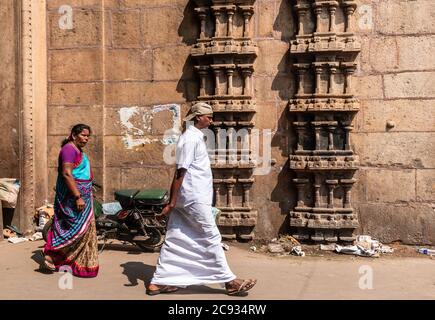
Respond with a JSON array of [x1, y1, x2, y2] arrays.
[[0, 240, 434, 300]]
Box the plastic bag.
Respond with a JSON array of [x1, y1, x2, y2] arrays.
[[0, 178, 20, 208]]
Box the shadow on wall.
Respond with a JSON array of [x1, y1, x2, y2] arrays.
[[176, 0, 199, 104], [270, 1, 297, 235]]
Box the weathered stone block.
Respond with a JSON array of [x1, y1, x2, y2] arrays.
[[397, 36, 435, 71], [103, 167, 121, 201], [111, 11, 142, 48], [48, 106, 103, 135], [48, 0, 101, 9], [355, 75, 384, 99], [104, 136, 168, 167], [50, 49, 102, 81], [143, 7, 184, 46], [50, 82, 103, 105], [252, 172, 291, 239], [152, 45, 192, 81], [384, 72, 435, 98], [366, 168, 415, 202], [255, 103, 277, 130], [254, 76, 276, 102], [151, 108, 176, 135], [48, 9, 102, 48], [367, 37, 399, 73], [255, 40, 288, 76], [105, 81, 184, 106], [120, 167, 174, 190], [116, 0, 186, 8], [47, 168, 58, 202], [375, 1, 435, 35], [105, 49, 152, 81], [47, 135, 103, 168], [416, 169, 435, 201], [352, 132, 435, 169], [358, 203, 435, 244], [258, 1, 275, 38], [362, 100, 435, 132]]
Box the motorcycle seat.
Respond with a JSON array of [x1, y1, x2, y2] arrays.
[[114, 189, 169, 207]]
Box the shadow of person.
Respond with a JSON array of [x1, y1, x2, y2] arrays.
[[120, 261, 156, 287], [31, 249, 54, 275], [175, 285, 238, 296]]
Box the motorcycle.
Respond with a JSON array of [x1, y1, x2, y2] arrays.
[[42, 185, 169, 252]]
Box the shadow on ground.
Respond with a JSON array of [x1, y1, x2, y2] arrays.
[[120, 261, 230, 295]]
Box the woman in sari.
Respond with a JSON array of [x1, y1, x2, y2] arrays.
[[43, 124, 99, 278]]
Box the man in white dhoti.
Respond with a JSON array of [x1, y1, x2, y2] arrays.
[[146, 102, 257, 296]]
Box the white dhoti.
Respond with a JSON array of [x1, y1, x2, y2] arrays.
[[150, 203, 236, 286]]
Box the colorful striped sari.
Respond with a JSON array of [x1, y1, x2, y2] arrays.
[[44, 144, 99, 278]]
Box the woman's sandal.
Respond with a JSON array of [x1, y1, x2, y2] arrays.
[[39, 252, 56, 272], [146, 285, 179, 296], [226, 279, 257, 296]]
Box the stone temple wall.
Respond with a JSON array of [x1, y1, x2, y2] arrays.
[[40, 0, 435, 244]]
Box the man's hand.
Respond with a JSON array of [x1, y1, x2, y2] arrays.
[[156, 204, 173, 221]]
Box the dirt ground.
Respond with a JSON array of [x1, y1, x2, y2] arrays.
[[0, 239, 434, 300]]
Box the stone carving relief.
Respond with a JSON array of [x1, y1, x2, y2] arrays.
[[192, 0, 257, 240], [288, 0, 361, 242]]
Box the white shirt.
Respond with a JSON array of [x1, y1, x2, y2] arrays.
[[175, 125, 213, 207]]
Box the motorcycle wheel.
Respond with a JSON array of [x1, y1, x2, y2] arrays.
[[134, 228, 165, 252], [42, 218, 53, 242]]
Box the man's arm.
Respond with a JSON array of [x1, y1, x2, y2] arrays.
[[158, 168, 187, 219]]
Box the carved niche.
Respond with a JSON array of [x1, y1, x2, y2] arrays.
[[191, 0, 257, 240], [288, 0, 361, 242]]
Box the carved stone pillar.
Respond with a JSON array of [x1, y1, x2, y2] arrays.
[[314, 65, 323, 94], [295, 122, 306, 151], [241, 6, 254, 38], [313, 122, 321, 150], [194, 8, 208, 39], [212, 7, 222, 37], [195, 66, 208, 97], [344, 3, 357, 33], [328, 66, 337, 94], [242, 183, 252, 208], [341, 179, 356, 208], [214, 181, 222, 206], [295, 63, 309, 95], [327, 124, 336, 151], [295, 6, 308, 36], [226, 6, 235, 37], [226, 66, 235, 95], [326, 180, 338, 208], [294, 178, 309, 208], [328, 4, 338, 32], [343, 123, 353, 151], [227, 182, 235, 208], [213, 67, 221, 95], [314, 6, 323, 33], [343, 64, 356, 94], [314, 174, 322, 208], [242, 67, 253, 96]]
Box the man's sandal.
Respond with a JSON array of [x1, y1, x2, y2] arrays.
[[226, 279, 257, 296], [146, 285, 179, 296]]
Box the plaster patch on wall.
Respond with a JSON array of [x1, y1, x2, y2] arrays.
[[154, 104, 182, 145], [118, 104, 181, 149], [118, 106, 156, 149]]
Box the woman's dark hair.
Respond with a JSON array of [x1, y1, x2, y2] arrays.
[[61, 124, 92, 147]]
